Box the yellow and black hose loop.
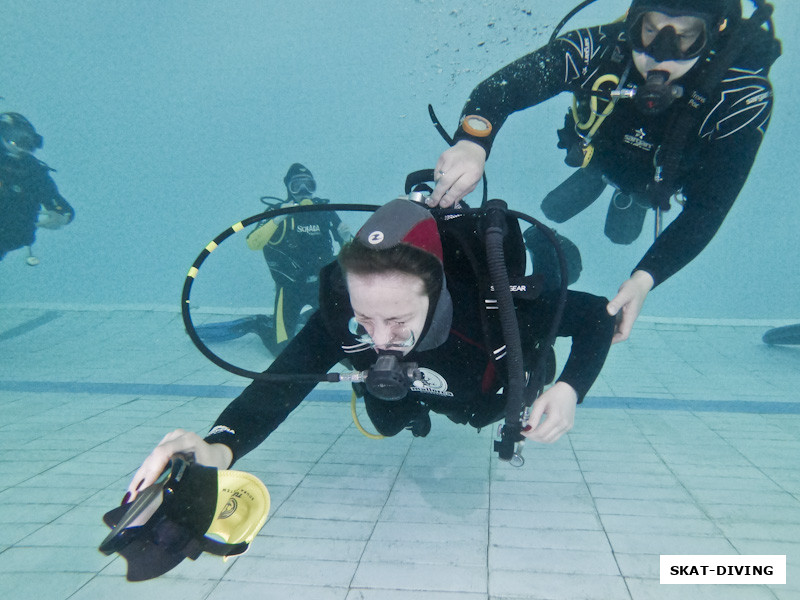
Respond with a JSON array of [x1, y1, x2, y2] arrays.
[[182, 203, 379, 381], [572, 73, 621, 132]]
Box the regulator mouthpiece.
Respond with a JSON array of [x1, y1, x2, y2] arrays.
[[364, 353, 422, 401], [634, 70, 684, 115]]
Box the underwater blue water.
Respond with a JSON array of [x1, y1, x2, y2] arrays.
[[0, 0, 797, 320], [1, 4, 799, 598]]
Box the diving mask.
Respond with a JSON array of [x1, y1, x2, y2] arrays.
[[348, 317, 417, 352], [287, 175, 316, 197], [2, 132, 41, 156], [347, 317, 423, 401], [628, 8, 721, 62]]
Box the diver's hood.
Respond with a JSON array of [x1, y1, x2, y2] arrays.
[[353, 197, 453, 352], [414, 275, 452, 352], [336, 198, 453, 352]]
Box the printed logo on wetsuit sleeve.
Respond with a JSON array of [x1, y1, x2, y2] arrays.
[[699, 69, 773, 140], [410, 368, 454, 397], [208, 425, 236, 436]]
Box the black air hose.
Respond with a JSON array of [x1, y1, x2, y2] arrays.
[[483, 200, 526, 459]]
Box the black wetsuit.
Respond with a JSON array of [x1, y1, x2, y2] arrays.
[[206, 212, 614, 465], [453, 22, 773, 287], [0, 152, 74, 259], [256, 198, 346, 348]]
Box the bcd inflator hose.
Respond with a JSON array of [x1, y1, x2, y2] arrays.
[[483, 200, 527, 462]]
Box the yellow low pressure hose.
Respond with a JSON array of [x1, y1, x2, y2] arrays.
[[570, 73, 622, 167], [572, 73, 620, 135], [350, 390, 384, 440]]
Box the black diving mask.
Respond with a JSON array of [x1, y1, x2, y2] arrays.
[[2, 131, 42, 155], [628, 9, 717, 62]]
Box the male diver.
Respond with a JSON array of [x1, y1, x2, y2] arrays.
[[429, 0, 779, 342], [245, 163, 352, 353]]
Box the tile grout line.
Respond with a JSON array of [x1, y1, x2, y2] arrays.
[[571, 431, 636, 600]]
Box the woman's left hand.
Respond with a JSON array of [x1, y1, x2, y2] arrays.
[[521, 381, 578, 444]]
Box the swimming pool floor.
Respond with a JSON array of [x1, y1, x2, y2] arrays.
[[1, 306, 798, 599]]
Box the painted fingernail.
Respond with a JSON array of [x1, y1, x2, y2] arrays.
[[121, 492, 131, 506], [522, 425, 532, 432]]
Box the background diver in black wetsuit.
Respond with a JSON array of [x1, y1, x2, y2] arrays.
[[245, 163, 352, 354], [428, 0, 779, 343], [198, 164, 352, 355], [0, 112, 74, 264], [123, 197, 614, 499]]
